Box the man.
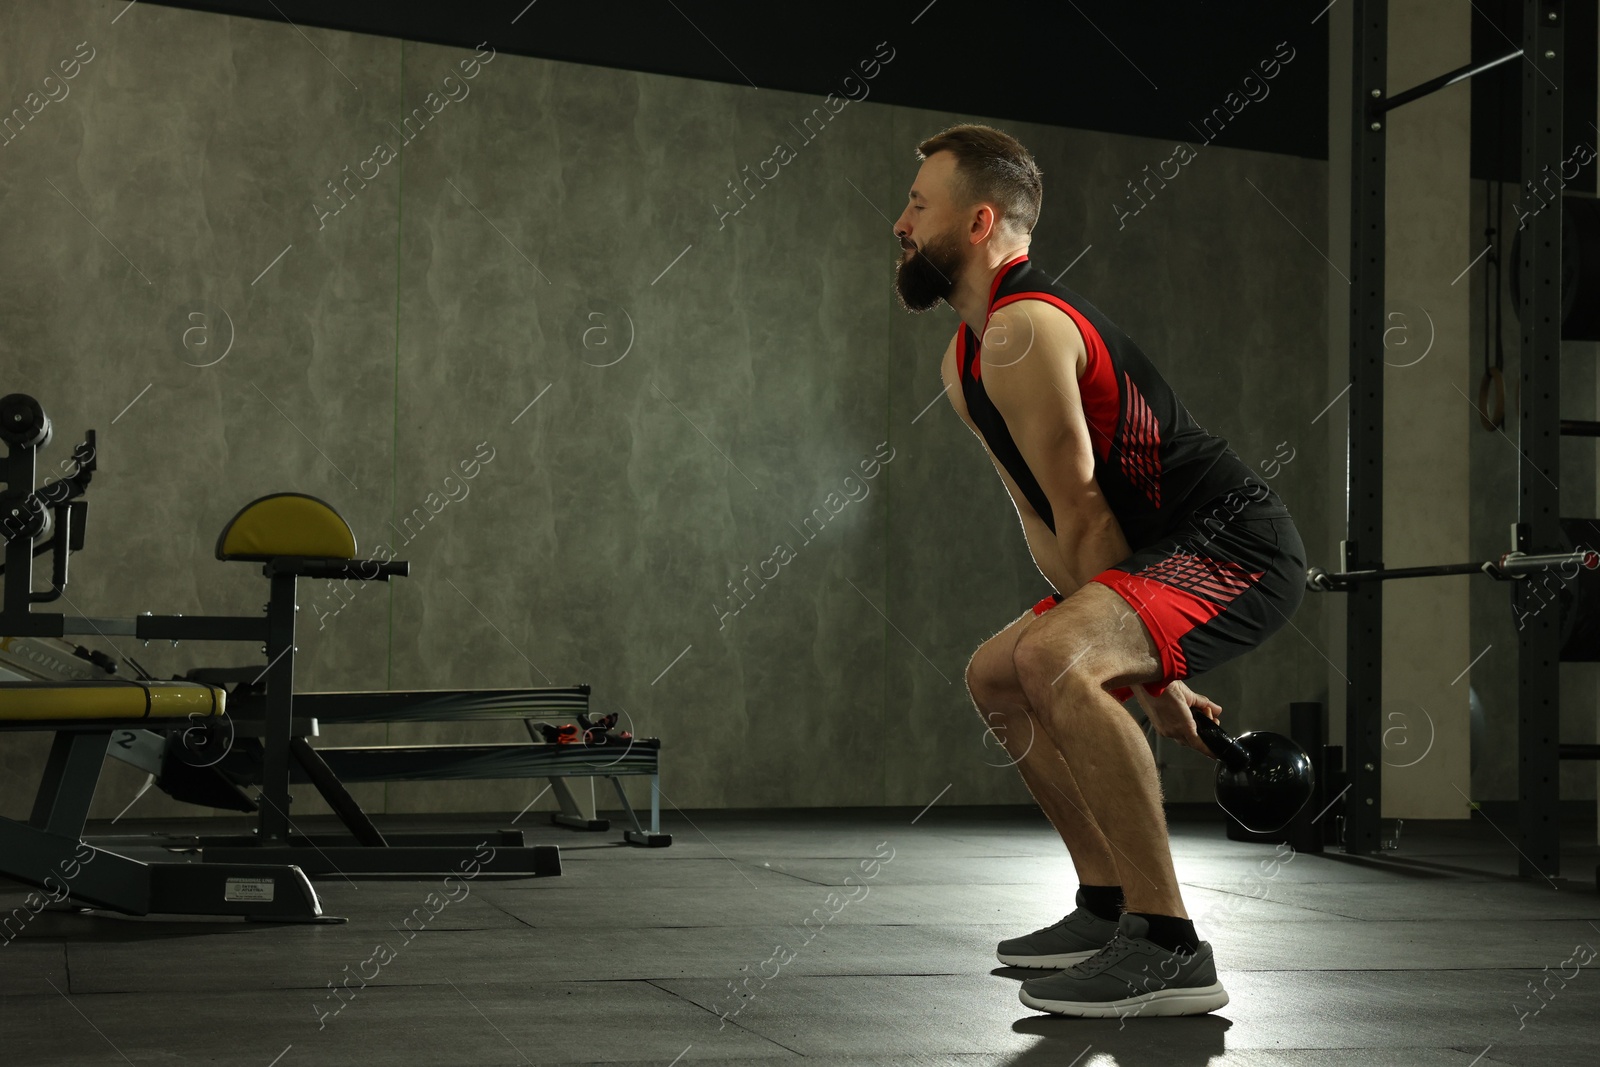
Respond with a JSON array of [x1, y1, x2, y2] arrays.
[[892, 123, 1306, 1018]]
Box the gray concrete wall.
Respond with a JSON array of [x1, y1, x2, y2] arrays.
[[0, 2, 1330, 820]]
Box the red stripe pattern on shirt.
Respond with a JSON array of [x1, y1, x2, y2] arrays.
[[1119, 371, 1162, 507]]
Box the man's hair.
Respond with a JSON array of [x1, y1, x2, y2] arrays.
[[915, 124, 1043, 236]]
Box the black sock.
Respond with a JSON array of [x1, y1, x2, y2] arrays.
[[1128, 912, 1198, 954], [1075, 884, 1124, 923]]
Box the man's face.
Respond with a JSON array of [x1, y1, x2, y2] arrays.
[[893, 153, 968, 313]]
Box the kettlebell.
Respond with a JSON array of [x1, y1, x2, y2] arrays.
[[1190, 708, 1315, 834]]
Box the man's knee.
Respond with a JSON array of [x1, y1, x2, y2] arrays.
[[1012, 626, 1101, 703], [965, 647, 1012, 710]]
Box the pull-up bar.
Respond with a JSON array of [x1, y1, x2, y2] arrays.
[[1379, 48, 1523, 114]]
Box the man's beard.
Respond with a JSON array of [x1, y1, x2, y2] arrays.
[[893, 229, 963, 313]]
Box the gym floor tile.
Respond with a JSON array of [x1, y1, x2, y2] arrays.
[[1174, 883, 1353, 924], [742, 853, 1086, 887], [1189, 969, 1600, 1051], [658, 969, 1599, 1058], [435, 1056, 1496, 1067], [1200, 918, 1600, 970], [1476, 1045, 1600, 1067], [60, 923, 991, 992], [0, 980, 785, 1066], [482, 881, 1054, 927], [534, 852, 822, 888], [1142, 1053, 1496, 1067], [4, 810, 1599, 1065], [0, 942, 67, 995], [661, 973, 1076, 1059], [1175, 851, 1517, 883], [287, 884, 527, 931], [478, 880, 1332, 929], [1185, 877, 1600, 922]]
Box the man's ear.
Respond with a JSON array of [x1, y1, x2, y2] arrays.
[[969, 204, 996, 244]]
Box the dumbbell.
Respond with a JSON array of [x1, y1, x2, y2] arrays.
[[1190, 707, 1315, 834]]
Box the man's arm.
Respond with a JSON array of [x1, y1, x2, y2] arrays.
[[987, 451, 1081, 595], [980, 302, 1132, 592], [941, 328, 1075, 593]]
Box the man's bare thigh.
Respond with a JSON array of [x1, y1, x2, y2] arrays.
[[1034, 581, 1164, 692], [972, 579, 1168, 704]]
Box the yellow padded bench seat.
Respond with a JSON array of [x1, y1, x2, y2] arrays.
[[216, 492, 357, 562], [0, 680, 225, 723]]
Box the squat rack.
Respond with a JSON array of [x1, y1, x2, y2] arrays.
[[1331, 0, 1573, 876]]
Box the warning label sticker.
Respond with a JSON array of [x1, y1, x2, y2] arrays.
[[224, 878, 277, 903]]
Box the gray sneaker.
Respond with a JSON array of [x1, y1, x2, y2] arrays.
[[1018, 913, 1229, 1018], [996, 905, 1121, 969]]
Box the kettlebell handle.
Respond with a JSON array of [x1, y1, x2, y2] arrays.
[[1190, 707, 1251, 774]]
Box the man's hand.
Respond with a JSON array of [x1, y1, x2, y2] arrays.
[[1132, 680, 1222, 758]]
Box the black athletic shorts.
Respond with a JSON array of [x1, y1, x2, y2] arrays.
[[1031, 490, 1307, 701]]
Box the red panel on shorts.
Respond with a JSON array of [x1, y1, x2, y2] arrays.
[[1089, 568, 1233, 698]]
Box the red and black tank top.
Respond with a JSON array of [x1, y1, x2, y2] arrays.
[[956, 254, 1287, 549]]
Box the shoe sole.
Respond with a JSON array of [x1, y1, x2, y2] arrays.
[[995, 949, 1101, 969], [1019, 982, 1230, 1018]]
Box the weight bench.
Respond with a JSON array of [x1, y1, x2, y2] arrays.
[[0, 679, 329, 921], [83, 496, 564, 876]]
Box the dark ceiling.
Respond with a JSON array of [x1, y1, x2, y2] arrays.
[[146, 0, 1333, 158], [144, 0, 1595, 180]]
